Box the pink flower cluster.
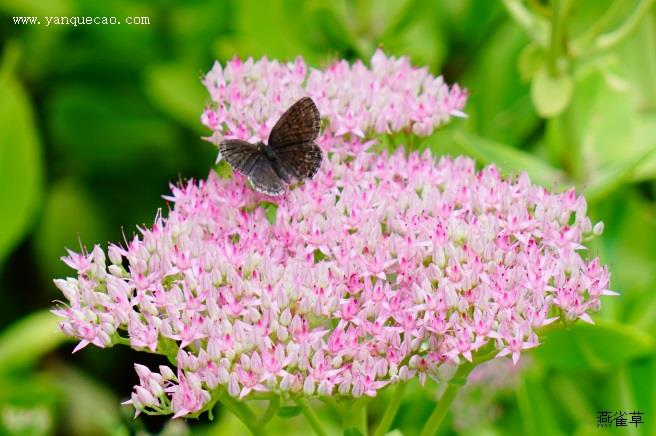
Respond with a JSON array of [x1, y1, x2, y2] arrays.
[[52, 53, 612, 419], [201, 49, 467, 147], [53, 151, 612, 417]]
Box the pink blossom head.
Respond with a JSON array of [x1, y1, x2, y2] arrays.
[[201, 49, 467, 154], [53, 52, 613, 419]]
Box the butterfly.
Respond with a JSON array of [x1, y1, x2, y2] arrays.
[[219, 97, 323, 196]]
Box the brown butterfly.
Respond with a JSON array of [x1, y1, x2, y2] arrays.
[[219, 97, 323, 196]]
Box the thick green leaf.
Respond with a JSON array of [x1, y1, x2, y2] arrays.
[[0, 310, 69, 373], [0, 63, 43, 266], [531, 65, 573, 117], [144, 63, 208, 134], [452, 131, 564, 186], [534, 320, 654, 371]]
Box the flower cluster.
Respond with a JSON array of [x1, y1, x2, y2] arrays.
[[53, 52, 612, 419], [201, 49, 467, 150]]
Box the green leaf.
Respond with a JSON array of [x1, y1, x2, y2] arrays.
[[616, 11, 656, 113], [382, 0, 431, 37], [625, 357, 655, 434], [47, 85, 178, 168], [261, 202, 278, 225], [344, 428, 365, 436], [584, 145, 656, 202], [310, 6, 356, 54], [0, 373, 61, 435], [518, 43, 545, 82], [276, 406, 303, 418], [568, 67, 636, 169], [463, 21, 539, 145], [516, 374, 565, 436], [0, 311, 70, 373], [51, 364, 126, 435], [33, 179, 108, 281], [548, 375, 596, 425], [216, 0, 315, 62], [534, 320, 654, 371], [381, 12, 446, 69], [530, 65, 573, 117], [452, 131, 564, 186], [0, 54, 43, 266], [631, 114, 656, 181], [144, 63, 208, 134]]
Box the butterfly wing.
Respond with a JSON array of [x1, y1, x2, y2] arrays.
[[268, 97, 321, 147], [267, 97, 322, 180], [219, 139, 261, 176], [247, 155, 286, 196], [273, 142, 323, 179]]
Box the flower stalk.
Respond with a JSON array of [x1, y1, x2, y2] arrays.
[[296, 398, 328, 436], [420, 364, 475, 436], [373, 382, 407, 436]]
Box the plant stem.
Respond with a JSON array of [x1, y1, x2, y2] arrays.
[[548, 0, 563, 76], [356, 403, 367, 435], [217, 391, 264, 435], [419, 364, 475, 436], [319, 396, 342, 413], [373, 382, 407, 436], [571, 0, 624, 55], [595, 0, 656, 52], [501, 0, 549, 47], [342, 398, 368, 434], [258, 396, 280, 427], [419, 384, 459, 436], [295, 398, 328, 436]]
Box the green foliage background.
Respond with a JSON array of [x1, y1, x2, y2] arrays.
[[0, 0, 655, 435]]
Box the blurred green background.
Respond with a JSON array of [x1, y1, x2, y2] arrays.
[[1, 0, 655, 435]]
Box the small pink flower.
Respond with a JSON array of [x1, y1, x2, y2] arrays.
[[170, 372, 211, 418]]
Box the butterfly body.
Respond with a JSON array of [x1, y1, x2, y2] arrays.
[[219, 97, 322, 196], [259, 141, 294, 183]]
